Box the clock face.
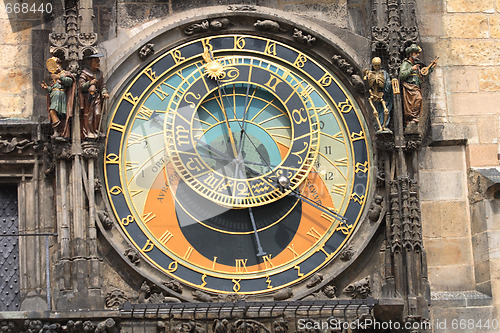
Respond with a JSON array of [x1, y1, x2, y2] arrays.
[[104, 35, 372, 295]]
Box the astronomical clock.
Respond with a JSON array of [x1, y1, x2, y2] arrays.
[[102, 26, 375, 301]]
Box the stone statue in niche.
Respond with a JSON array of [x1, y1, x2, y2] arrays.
[[79, 53, 109, 140], [364, 57, 392, 133], [40, 57, 76, 139], [399, 44, 438, 129]]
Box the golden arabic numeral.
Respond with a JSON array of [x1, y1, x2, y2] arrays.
[[142, 239, 154, 252], [106, 153, 119, 164], [167, 261, 178, 273], [264, 41, 277, 56], [109, 186, 123, 195], [121, 215, 134, 226], [266, 276, 272, 289], [355, 161, 369, 174], [292, 108, 308, 124], [201, 274, 207, 287], [319, 73, 333, 87], [172, 49, 185, 63], [338, 99, 353, 114], [123, 92, 139, 105], [144, 67, 157, 81], [350, 131, 365, 141], [293, 54, 308, 68], [232, 279, 241, 293], [234, 36, 245, 49], [294, 265, 304, 277]]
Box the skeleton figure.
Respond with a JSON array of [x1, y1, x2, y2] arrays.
[[364, 57, 393, 133]]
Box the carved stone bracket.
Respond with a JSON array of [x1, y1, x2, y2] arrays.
[[97, 210, 113, 230], [339, 245, 355, 261], [22, 318, 117, 333], [274, 287, 293, 301], [343, 277, 371, 299], [124, 248, 140, 265], [105, 288, 129, 308], [293, 28, 315, 46], [138, 43, 155, 59], [183, 19, 231, 36], [77, 32, 98, 47], [49, 32, 68, 47], [82, 142, 100, 159], [254, 20, 286, 33], [227, 5, 256, 11], [0, 136, 34, 154]]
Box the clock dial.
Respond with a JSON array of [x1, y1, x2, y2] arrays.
[[104, 35, 372, 295]]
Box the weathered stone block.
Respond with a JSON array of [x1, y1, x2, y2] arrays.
[[428, 264, 475, 290], [449, 92, 499, 116], [436, 40, 500, 66], [424, 237, 473, 266], [421, 201, 471, 238], [443, 67, 479, 93], [468, 144, 498, 167], [474, 259, 492, 285], [0, 68, 32, 95], [0, 45, 30, 68], [0, 94, 29, 118], [446, 0, 494, 13], [443, 14, 490, 38], [419, 146, 466, 170], [479, 67, 500, 92], [420, 170, 466, 201], [472, 231, 491, 262], [431, 306, 497, 332], [476, 116, 499, 144]]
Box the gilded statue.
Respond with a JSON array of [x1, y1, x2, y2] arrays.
[[40, 57, 76, 139]]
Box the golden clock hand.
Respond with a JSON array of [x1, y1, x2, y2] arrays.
[[278, 176, 347, 223], [234, 159, 266, 257], [203, 47, 239, 159]]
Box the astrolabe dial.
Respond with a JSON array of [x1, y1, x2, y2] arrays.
[[104, 34, 372, 296], [163, 55, 321, 208]]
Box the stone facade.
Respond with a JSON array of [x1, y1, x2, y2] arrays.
[[0, 0, 499, 332]]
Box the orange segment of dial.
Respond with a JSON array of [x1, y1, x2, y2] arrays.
[[142, 160, 334, 275]]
